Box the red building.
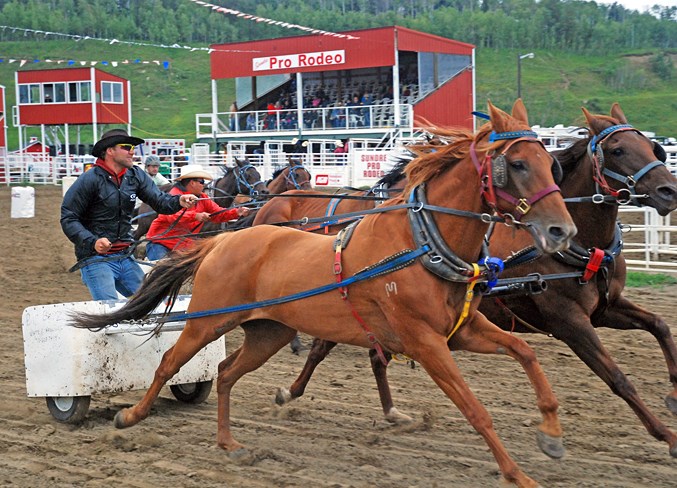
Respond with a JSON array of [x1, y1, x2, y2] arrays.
[[14, 67, 132, 155], [199, 25, 475, 142]]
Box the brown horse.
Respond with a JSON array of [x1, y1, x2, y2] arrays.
[[279, 103, 677, 457], [71, 100, 576, 488], [252, 157, 407, 232], [265, 158, 313, 194]]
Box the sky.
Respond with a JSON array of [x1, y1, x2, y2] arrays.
[[594, 0, 677, 11]]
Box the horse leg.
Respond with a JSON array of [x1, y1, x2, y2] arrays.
[[114, 317, 229, 429], [411, 331, 541, 488], [593, 294, 677, 415], [276, 338, 338, 406], [368, 349, 413, 424], [452, 313, 564, 459], [216, 320, 297, 454]]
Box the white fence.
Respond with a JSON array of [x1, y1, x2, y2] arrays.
[[3, 151, 677, 275]]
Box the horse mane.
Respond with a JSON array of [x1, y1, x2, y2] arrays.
[[271, 166, 286, 180], [552, 137, 589, 182], [402, 123, 498, 196], [376, 157, 410, 187]]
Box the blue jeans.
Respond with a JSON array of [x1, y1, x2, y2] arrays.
[[145, 242, 170, 261], [80, 254, 145, 301]]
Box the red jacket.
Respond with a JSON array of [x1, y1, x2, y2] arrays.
[[146, 186, 240, 251]]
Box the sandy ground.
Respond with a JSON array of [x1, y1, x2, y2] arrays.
[[1, 185, 676, 487]]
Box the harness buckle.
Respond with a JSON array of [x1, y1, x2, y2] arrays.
[[616, 188, 632, 205], [516, 198, 531, 216], [592, 193, 605, 204]]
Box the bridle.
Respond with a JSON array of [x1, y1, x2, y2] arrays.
[[587, 124, 666, 201], [234, 163, 266, 196], [285, 163, 312, 189], [470, 129, 561, 223]]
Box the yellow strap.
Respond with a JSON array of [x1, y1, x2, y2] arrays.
[[447, 263, 480, 341]]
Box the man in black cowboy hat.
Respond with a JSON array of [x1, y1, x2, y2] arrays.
[[61, 128, 198, 301]]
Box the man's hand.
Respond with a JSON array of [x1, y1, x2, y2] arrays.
[[179, 194, 198, 208], [195, 212, 211, 222], [94, 237, 112, 254], [237, 207, 251, 218]]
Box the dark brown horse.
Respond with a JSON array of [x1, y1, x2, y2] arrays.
[[278, 103, 677, 457], [133, 158, 267, 241], [71, 100, 577, 488]]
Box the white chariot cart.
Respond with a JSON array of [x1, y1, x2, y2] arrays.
[[22, 295, 225, 423]]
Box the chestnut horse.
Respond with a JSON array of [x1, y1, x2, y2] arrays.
[[279, 103, 677, 458], [71, 100, 577, 488], [265, 158, 313, 194]]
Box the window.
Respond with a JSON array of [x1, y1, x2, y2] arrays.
[[18, 84, 41, 104], [101, 81, 123, 103], [68, 81, 92, 102]]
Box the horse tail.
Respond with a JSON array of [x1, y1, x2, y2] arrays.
[[70, 237, 222, 331]]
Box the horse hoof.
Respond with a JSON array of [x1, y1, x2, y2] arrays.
[[664, 394, 677, 415], [669, 442, 677, 458], [385, 407, 414, 425], [536, 430, 565, 459], [275, 387, 292, 406], [113, 410, 130, 429], [227, 448, 256, 465]]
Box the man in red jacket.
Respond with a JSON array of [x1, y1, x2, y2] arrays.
[[145, 164, 250, 261]]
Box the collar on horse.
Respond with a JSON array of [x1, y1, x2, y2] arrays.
[[587, 124, 665, 200]]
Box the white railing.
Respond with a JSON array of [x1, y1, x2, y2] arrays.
[[195, 103, 414, 139], [618, 206, 677, 274]]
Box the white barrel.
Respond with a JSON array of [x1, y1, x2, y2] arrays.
[[11, 186, 35, 219], [62, 176, 77, 197]]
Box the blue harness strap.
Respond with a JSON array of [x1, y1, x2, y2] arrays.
[[158, 246, 430, 323]]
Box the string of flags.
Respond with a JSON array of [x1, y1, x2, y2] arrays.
[[0, 57, 171, 69], [0, 25, 213, 52], [188, 0, 360, 39]]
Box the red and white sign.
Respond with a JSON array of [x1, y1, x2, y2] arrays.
[[314, 173, 345, 187], [253, 50, 345, 72], [351, 150, 397, 188]]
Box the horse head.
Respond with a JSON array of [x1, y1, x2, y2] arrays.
[[472, 100, 576, 252], [284, 159, 313, 190], [582, 103, 677, 216], [403, 100, 575, 254], [232, 157, 268, 197]]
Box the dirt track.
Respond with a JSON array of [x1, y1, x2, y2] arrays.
[[1, 185, 676, 487]]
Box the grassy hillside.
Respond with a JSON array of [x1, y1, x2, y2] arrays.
[[1, 40, 675, 150]]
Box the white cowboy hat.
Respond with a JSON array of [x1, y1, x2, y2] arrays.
[[177, 164, 213, 181]]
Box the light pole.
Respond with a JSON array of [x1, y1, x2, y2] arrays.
[[517, 52, 535, 100]]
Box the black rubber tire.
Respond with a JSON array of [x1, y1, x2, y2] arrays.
[[45, 396, 91, 424], [169, 381, 213, 404]]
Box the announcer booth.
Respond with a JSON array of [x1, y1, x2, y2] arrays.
[[13, 67, 132, 158], [204, 25, 476, 142]]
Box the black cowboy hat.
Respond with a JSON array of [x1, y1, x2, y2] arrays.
[[91, 129, 145, 158]]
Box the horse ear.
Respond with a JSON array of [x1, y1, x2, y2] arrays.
[[487, 100, 509, 134], [511, 98, 529, 126], [610, 103, 628, 124], [582, 107, 606, 136]]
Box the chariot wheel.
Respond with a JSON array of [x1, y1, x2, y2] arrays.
[[45, 395, 91, 424], [170, 381, 213, 404]]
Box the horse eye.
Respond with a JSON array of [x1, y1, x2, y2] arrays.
[[611, 148, 624, 157], [509, 160, 526, 171]]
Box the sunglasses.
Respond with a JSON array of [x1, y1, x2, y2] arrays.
[[195, 179, 206, 185], [116, 144, 136, 151]]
